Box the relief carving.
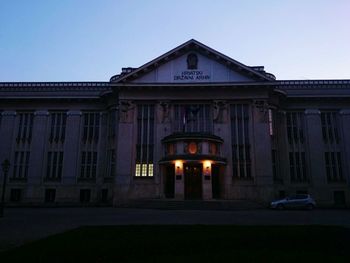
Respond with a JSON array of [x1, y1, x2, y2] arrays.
[[213, 100, 227, 123], [159, 101, 171, 123], [119, 100, 135, 123], [254, 100, 269, 122]]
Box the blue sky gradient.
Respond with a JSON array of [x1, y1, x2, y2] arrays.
[[1, 0, 349, 81]]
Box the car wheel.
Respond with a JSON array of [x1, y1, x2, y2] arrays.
[[276, 204, 284, 210], [306, 204, 314, 210]]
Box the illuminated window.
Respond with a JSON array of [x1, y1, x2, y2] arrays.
[[142, 164, 148, 176], [135, 105, 154, 177], [135, 163, 141, 177], [148, 164, 154, 177]]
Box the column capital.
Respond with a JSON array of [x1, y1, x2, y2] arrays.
[[67, 110, 82, 116], [34, 110, 49, 116], [1, 111, 16, 116], [304, 109, 320, 115], [339, 109, 350, 115]]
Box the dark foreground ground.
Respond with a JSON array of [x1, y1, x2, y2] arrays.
[[0, 207, 350, 258], [1, 225, 350, 262]]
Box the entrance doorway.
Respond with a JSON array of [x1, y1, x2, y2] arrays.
[[184, 164, 202, 199], [212, 164, 221, 199], [164, 165, 175, 198]]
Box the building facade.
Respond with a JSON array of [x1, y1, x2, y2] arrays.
[[0, 39, 349, 207]]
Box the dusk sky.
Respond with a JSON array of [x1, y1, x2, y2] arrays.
[[1, 0, 349, 82]]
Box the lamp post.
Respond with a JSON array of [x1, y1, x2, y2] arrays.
[[0, 159, 10, 217]]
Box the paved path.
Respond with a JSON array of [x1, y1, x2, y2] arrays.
[[0, 207, 349, 251]]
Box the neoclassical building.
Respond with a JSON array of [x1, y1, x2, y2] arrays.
[[0, 39, 349, 207]]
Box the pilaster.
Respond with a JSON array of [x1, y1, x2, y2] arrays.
[[62, 110, 82, 185], [340, 109, 350, 186], [0, 111, 16, 183], [26, 110, 49, 202], [304, 109, 327, 188]]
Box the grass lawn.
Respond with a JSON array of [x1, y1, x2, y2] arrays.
[[1, 225, 350, 262]]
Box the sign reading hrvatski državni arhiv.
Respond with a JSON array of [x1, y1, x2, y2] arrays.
[[173, 53, 211, 82]]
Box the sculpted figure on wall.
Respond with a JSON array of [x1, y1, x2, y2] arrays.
[[254, 100, 269, 122], [213, 100, 227, 123], [119, 100, 135, 123], [159, 101, 171, 123]]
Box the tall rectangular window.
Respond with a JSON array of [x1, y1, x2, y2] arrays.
[[230, 104, 251, 179], [106, 149, 116, 177], [321, 111, 343, 183], [49, 112, 66, 143], [289, 152, 307, 182], [286, 112, 304, 145], [321, 112, 340, 144], [46, 151, 63, 180], [286, 111, 308, 183], [173, 104, 212, 133], [16, 112, 34, 143], [135, 105, 154, 177], [82, 112, 100, 143], [12, 151, 30, 179], [325, 152, 343, 182], [80, 151, 98, 179]]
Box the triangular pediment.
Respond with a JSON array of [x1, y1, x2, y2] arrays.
[[111, 39, 275, 83]]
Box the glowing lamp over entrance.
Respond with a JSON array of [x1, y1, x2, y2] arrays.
[[175, 160, 183, 175], [203, 160, 211, 175]]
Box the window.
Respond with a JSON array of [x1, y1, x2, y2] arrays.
[[16, 112, 34, 143], [10, 189, 22, 202], [106, 149, 116, 177], [101, 189, 108, 203], [135, 105, 154, 177], [272, 150, 279, 181], [80, 189, 91, 203], [12, 151, 30, 179], [49, 112, 66, 143], [286, 112, 304, 145], [173, 104, 212, 133], [324, 152, 343, 182], [45, 189, 56, 203], [286, 111, 308, 183], [289, 152, 307, 182], [80, 151, 98, 179], [333, 191, 346, 206], [231, 104, 251, 179], [321, 112, 339, 144], [82, 112, 100, 143], [46, 151, 63, 180]]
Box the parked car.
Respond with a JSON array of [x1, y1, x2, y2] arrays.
[[270, 194, 316, 210]]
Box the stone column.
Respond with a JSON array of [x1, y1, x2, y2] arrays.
[[0, 111, 16, 190], [26, 110, 49, 202], [0, 111, 16, 164], [155, 101, 172, 198], [174, 161, 184, 200], [62, 110, 82, 185], [212, 100, 231, 199], [202, 161, 212, 200], [28, 111, 49, 183], [277, 111, 290, 186], [252, 102, 273, 202], [340, 110, 350, 187], [114, 101, 135, 205], [97, 112, 107, 184], [304, 109, 327, 187]]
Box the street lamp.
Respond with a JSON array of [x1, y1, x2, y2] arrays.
[[0, 159, 10, 217]]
